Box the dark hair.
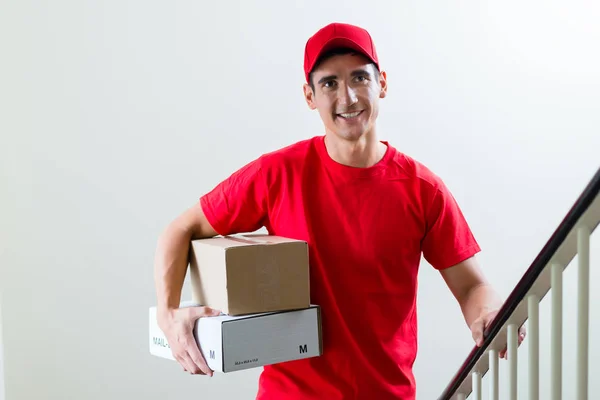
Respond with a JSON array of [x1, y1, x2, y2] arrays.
[[308, 47, 379, 91]]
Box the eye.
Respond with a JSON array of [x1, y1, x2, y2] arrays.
[[354, 75, 368, 83], [323, 80, 337, 89]]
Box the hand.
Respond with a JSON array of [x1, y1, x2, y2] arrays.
[[470, 309, 526, 359], [157, 305, 221, 375]]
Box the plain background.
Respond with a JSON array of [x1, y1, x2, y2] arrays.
[[1, 1, 599, 399]]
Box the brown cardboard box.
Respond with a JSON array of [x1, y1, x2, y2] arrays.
[[188, 234, 310, 316]]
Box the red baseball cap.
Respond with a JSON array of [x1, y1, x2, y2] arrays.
[[304, 22, 379, 83]]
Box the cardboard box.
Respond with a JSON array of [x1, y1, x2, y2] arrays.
[[188, 234, 310, 316], [148, 304, 322, 373]]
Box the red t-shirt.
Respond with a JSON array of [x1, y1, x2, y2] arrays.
[[200, 136, 480, 400]]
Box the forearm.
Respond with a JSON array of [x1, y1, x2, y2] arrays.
[[154, 221, 192, 316], [459, 283, 504, 328]]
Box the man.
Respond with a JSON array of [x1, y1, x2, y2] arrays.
[[154, 22, 523, 399]]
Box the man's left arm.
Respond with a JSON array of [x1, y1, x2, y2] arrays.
[[439, 256, 525, 358]]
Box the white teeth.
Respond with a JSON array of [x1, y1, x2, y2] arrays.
[[339, 111, 361, 118]]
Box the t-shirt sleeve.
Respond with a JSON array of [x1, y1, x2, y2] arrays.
[[199, 156, 269, 236], [421, 180, 481, 270]]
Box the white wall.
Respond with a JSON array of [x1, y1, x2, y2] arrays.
[[1, 1, 599, 399], [0, 291, 5, 400]]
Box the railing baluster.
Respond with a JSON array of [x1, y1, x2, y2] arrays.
[[528, 294, 539, 400], [489, 349, 499, 400], [577, 226, 590, 400], [551, 262, 563, 400], [435, 168, 599, 400], [508, 323, 518, 400], [472, 371, 481, 400]]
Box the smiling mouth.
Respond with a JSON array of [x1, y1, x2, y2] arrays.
[[336, 110, 363, 119]]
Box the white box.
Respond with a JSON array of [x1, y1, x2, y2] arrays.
[[149, 304, 322, 373]]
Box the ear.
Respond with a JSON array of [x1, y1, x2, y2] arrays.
[[303, 83, 317, 110], [378, 70, 388, 99]]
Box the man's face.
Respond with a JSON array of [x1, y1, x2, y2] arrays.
[[303, 53, 387, 142]]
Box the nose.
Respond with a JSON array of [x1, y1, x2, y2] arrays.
[[338, 83, 358, 107]]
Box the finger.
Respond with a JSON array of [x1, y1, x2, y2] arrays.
[[188, 306, 221, 320], [499, 345, 507, 359], [177, 349, 204, 375], [175, 353, 199, 375], [520, 326, 526, 336], [183, 333, 213, 376], [471, 320, 485, 346], [516, 326, 526, 345], [185, 357, 206, 375], [187, 348, 213, 376], [181, 364, 202, 375]]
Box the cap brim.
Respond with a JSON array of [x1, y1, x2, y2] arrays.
[[308, 37, 378, 77]]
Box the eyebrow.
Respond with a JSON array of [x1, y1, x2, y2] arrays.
[[317, 75, 337, 84], [317, 69, 372, 84], [351, 69, 371, 77]]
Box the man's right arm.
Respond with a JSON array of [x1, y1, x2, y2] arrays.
[[153, 203, 221, 376], [154, 156, 269, 375]]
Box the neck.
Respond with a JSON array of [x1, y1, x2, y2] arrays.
[[324, 132, 386, 168]]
